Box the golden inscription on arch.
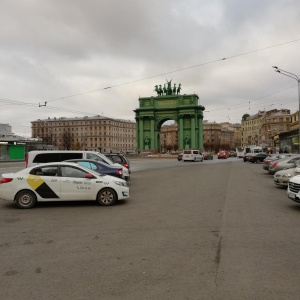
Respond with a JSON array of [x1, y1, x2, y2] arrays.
[[157, 100, 177, 106]]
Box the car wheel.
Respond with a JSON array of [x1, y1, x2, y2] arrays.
[[97, 188, 117, 206], [256, 159, 260, 163], [15, 190, 37, 209]]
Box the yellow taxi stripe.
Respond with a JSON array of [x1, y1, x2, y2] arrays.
[[27, 175, 44, 190]]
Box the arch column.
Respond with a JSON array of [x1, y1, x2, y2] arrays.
[[135, 117, 139, 149], [191, 115, 196, 148], [139, 117, 144, 149], [150, 117, 155, 149], [198, 116, 203, 148], [179, 116, 184, 149]]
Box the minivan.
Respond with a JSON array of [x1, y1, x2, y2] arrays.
[[25, 150, 130, 180], [182, 150, 203, 162]]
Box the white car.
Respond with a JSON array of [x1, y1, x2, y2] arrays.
[[274, 166, 300, 188], [182, 150, 203, 162], [287, 174, 300, 203], [0, 162, 129, 209]]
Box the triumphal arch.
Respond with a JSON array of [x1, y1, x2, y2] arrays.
[[134, 81, 205, 152]]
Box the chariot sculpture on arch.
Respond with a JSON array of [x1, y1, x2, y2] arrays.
[[153, 79, 182, 96]]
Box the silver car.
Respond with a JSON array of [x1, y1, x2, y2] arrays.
[[273, 162, 300, 187], [269, 156, 300, 175], [263, 154, 295, 171]]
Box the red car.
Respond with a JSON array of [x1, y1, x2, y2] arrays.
[[218, 151, 229, 159]]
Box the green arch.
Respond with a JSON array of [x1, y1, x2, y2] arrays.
[[134, 94, 205, 152]]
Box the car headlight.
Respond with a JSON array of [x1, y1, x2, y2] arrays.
[[282, 173, 292, 178], [113, 180, 127, 187]]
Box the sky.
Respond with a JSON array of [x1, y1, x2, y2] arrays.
[[1, 0, 300, 137]]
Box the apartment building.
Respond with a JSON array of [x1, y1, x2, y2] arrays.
[[31, 115, 136, 153], [203, 121, 240, 150], [203, 121, 221, 150], [241, 109, 292, 149], [278, 110, 299, 153], [160, 124, 178, 151]]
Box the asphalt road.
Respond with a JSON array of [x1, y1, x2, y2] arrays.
[[0, 158, 300, 300]]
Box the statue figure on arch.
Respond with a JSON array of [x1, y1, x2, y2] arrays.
[[144, 136, 151, 149], [184, 135, 190, 149], [163, 84, 167, 95], [172, 83, 177, 94], [166, 79, 172, 95], [177, 83, 182, 95]]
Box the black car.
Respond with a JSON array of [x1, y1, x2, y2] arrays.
[[243, 153, 253, 162], [202, 152, 213, 160], [65, 159, 124, 179], [248, 153, 270, 163], [104, 153, 131, 174]]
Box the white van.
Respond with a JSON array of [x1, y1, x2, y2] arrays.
[[25, 150, 130, 180], [182, 150, 203, 162]]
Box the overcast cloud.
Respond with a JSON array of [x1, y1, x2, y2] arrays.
[[1, 0, 300, 137]]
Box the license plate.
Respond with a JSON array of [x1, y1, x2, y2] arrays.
[[288, 193, 296, 199]]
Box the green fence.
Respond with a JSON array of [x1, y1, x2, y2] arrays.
[[0, 144, 25, 161]]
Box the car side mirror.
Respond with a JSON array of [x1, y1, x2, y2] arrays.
[[85, 173, 94, 179]]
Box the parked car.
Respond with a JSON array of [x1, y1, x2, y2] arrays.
[[268, 156, 300, 175], [247, 153, 270, 163], [182, 150, 203, 162], [218, 151, 229, 159], [243, 153, 253, 162], [274, 162, 300, 188], [262, 154, 296, 171], [26, 150, 130, 180], [263, 154, 284, 171], [228, 150, 237, 157], [287, 174, 300, 203], [65, 159, 124, 179], [202, 152, 213, 160], [177, 152, 183, 161], [103, 153, 131, 174], [0, 162, 129, 209]]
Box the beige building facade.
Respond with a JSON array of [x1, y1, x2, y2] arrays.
[[241, 109, 292, 149], [31, 115, 136, 153], [160, 124, 178, 151], [203, 121, 241, 150]]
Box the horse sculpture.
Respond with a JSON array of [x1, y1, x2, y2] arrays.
[[154, 85, 163, 96], [163, 84, 167, 95], [177, 83, 182, 95], [172, 83, 177, 94], [154, 81, 182, 96]]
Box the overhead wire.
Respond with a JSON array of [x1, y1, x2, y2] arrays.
[[0, 37, 300, 117], [43, 37, 300, 103]]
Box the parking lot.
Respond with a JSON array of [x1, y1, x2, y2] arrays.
[[0, 158, 300, 299]]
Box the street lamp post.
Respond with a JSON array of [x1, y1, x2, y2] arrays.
[[272, 66, 300, 154]]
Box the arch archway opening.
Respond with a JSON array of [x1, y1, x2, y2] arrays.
[[159, 119, 178, 154]]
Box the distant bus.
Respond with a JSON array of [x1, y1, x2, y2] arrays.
[[236, 147, 245, 158]]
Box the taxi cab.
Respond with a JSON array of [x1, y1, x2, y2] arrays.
[[0, 162, 129, 209]]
